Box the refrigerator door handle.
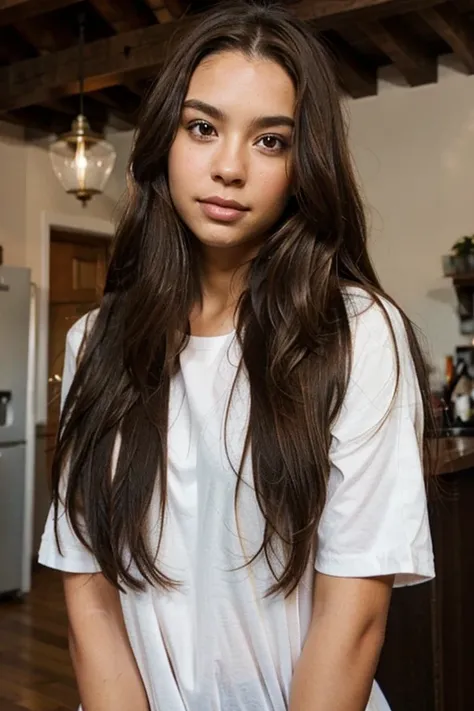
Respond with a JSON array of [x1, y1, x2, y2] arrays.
[[0, 390, 12, 426]]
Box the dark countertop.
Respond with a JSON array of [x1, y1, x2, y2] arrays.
[[438, 437, 474, 474]]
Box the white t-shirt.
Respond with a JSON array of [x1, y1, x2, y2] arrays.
[[39, 288, 434, 711]]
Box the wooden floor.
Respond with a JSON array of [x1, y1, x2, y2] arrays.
[[0, 568, 79, 711]]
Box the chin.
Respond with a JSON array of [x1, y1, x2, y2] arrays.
[[193, 227, 258, 250], [200, 235, 241, 248]]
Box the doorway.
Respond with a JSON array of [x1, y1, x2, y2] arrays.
[[45, 228, 110, 478]]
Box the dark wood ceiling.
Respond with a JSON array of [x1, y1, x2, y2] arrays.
[[0, 0, 473, 136]]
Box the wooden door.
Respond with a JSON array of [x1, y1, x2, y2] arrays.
[[46, 230, 109, 475]]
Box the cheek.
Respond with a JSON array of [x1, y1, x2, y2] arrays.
[[169, 136, 206, 187], [168, 139, 187, 190], [168, 141, 196, 213], [256, 165, 291, 208]]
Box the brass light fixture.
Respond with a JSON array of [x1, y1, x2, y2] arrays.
[[49, 13, 116, 205]]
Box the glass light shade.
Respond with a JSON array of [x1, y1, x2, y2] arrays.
[[49, 114, 116, 204]]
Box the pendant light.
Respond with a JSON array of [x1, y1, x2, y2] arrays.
[[49, 13, 116, 205]]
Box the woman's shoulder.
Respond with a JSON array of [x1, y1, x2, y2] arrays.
[[338, 286, 420, 422], [66, 308, 100, 356], [342, 285, 407, 349]]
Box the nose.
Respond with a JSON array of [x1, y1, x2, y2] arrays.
[[210, 138, 246, 187]]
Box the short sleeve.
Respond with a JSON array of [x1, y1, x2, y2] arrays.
[[315, 292, 434, 587], [38, 312, 101, 574]]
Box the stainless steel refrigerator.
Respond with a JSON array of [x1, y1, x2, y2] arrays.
[[0, 265, 36, 597]]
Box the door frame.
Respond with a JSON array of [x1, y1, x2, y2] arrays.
[[37, 211, 114, 425]]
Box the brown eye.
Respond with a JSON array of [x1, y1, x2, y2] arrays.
[[257, 134, 288, 153], [188, 120, 216, 138], [262, 136, 279, 149]]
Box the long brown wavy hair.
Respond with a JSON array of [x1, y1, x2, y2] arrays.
[[52, 0, 435, 598]]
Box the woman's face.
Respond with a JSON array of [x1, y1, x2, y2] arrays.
[[168, 51, 295, 253]]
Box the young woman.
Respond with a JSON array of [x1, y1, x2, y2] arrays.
[[39, 2, 435, 710]]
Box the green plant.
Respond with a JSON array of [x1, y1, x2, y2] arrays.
[[452, 235, 474, 256]]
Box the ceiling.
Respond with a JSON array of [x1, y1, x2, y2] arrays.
[[0, 0, 473, 136]]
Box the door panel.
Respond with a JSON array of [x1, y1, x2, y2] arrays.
[[49, 239, 107, 304]]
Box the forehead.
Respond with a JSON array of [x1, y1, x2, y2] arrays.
[[185, 51, 295, 119]]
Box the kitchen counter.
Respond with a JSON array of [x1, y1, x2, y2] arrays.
[[438, 436, 474, 473], [377, 435, 474, 711]]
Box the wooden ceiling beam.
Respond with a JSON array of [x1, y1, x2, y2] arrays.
[[88, 89, 139, 124], [329, 38, 378, 98], [420, 3, 474, 72], [3, 105, 71, 134], [452, 0, 474, 10], [337, 59, 377, 98], [0, 25, 36, 62], [123, 79, 145, 98], [14, 13, 76, 53], [0, 17, 73, 133], [0, 0, 444, 112], [9, 11, 138, 129], [43, 94, 137, 131], [0, 0, 80, 28], [143, 0, 187, 24], [290, 0, 444, 24], [43, 96, 108, 129], [88, 0, 155, 33], [0, 18, 196, 112], [360, 19, 437, 85]]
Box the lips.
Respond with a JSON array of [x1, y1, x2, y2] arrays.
[[198, 196, 249, 223], [200, 196, 248, 211]]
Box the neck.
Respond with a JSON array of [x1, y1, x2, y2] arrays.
[[190, 242, 257, 335], [199, 242, 257, 306]]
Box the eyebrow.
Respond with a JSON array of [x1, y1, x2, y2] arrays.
[[182, 99, 294, 130]]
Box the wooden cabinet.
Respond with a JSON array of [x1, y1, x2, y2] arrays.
[[376, 469, 474, 711]]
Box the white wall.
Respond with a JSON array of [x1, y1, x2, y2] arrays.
[[0, 122, 27, 267], [347, 59, 474, 384]]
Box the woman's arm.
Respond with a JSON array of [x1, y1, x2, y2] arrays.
[[63, 571, 150, 711], [289, 573, 393, 711]]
